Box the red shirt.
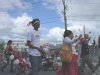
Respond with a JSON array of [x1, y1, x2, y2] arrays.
[[80, 38, 89, 55], [6, 45, 13, 54]]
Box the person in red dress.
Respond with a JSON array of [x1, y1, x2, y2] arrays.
[[56, 30, 81, 75]]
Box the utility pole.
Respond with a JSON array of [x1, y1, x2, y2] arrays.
[[83, 25, 85, 37], [62, 0, 67, 30]]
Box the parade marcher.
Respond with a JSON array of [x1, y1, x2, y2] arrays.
[[60, 30, 82, 75], [96, 35, 100, 71], [27, 19, 45, 75], [79, 34, 96, 74]]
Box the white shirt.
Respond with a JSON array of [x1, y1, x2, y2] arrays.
[[63, 37, 75, 45], [43, 46, 51, 58], [27, 29, 41, 56], [72, 43, 78, 55], [63, 37, 78, 55]]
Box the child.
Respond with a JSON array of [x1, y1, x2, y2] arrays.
[[59, 30, 82, 75]]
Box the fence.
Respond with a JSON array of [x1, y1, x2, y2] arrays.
[[89, 45, 99, 62]]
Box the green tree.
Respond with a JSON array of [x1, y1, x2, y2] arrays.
[[0, 40, 6, 52]]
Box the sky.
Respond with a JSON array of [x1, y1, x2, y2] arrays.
[[0, 0, 100, 44]]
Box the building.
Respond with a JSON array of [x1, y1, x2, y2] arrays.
[[12, 40, 28, 51]]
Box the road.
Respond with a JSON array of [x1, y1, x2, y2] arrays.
[[0, 70, 56, 75], [0, 66, 100, 75]]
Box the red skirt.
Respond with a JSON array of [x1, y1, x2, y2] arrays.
[[69, 54, 78, 75], [56, 67, 69, 75], [56, 54, 78, 75]]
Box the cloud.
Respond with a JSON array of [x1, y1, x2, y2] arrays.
[[41, 27, 64, 44], [42, 0, 100, 41], [42, 0, 100, 19], [0, 12, 32, 40], [42, 0, 64, 21], [42, 1, 100, 23], [0, 0, 30, 11], [0, 11, 65, 44], [0, 12, 15, 30], [12, 13, 32, 35], [0, 0, 100, 45], [0, 11, 98, 44]]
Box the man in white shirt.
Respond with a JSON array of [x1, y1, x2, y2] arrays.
[[27, 19, 45, 75]]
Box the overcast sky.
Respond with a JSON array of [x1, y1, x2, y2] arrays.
[[0, 0, 100, 44]]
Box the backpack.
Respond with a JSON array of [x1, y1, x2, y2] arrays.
[[60, 44, 72, 63]]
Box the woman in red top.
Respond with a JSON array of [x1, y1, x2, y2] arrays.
[[1, 40, 14, 72], [6, 40, 13, 64]]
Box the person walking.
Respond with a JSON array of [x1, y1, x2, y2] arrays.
[[27, 19, 45, 75], [79, 34, 96, 75], [60, 30, 81, 75]]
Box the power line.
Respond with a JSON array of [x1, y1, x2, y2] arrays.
[[39, 16, 100, 23], [41, 19, 60, 24], [30, 1, 100, 5], [42, 19, 100, 24], [67, 19, 100, 21], [1, 0, 98, 11], [12, 1, 100, 12], [41, 18, 97, 24], [2, 1, 100, 23], [28, 1, 55, 7], [68, 1, 100, 4], [41, 16, 60, 20], [67, 15, 100, 17], [65, 2, 100, 4], [40, 15, 100, 21], [29, 1, 54, 5], [26, 1, 100, 9]]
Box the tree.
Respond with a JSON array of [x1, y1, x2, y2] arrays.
[[62, 0, 67, 30], [0, 40, 6, 52]]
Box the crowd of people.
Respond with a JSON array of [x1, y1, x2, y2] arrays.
[[58, 30, 100, 75], [0, 18, 100, 75], [26, 18, 100, 75]]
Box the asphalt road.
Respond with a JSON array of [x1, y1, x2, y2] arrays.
[[0, 66, 100, 75], [0, 71, 56, 75]]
